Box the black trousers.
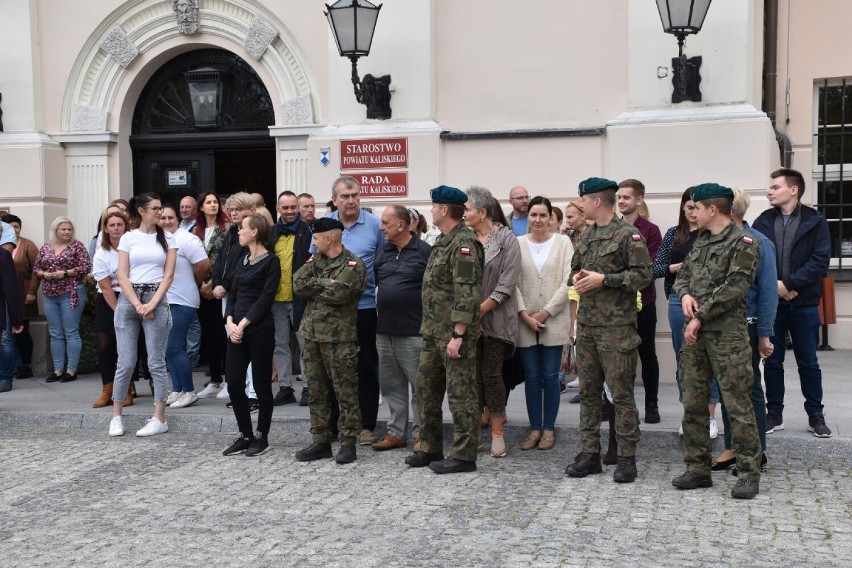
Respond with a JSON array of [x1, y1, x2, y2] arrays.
[[330, 308, 379, 433], [198, 297, 226, 383], [226, 329, 274, 438], [637, 303, 659, 408]]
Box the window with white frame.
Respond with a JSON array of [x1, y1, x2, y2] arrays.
[[814, 79, 852, 268]]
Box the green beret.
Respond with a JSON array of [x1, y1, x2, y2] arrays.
[[313, 217, 344, 233], [578, 177, 619, 196], [430, 185, 468, 205], [690, 183, 734, 202]]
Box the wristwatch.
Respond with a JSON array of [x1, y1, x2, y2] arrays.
[[451, 331, 464, 339]]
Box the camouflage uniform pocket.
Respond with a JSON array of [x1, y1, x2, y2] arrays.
[[599, 325, 641, 353]]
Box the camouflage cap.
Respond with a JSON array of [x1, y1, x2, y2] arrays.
[[578, 177, 619, 196], [430, 185, 468, 205], [690, 183, 734, 202], [313, 217, 345, 233]]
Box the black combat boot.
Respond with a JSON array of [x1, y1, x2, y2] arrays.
[[565, 452, 603, 477], [613, 456, 637, 483], [295, 442, 333, 462], [405, 452, 443, 468], [602, 399, 617, 465], [335, 445, 357, 464], [671, 470, 713, 489]]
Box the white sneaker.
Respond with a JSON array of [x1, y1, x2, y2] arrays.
[[567, 378, 580, 388], [678, 424, 684, 437], [136, 417, 169, 437], [215, 383, 230, 400], [171, 391, 198, 409], [109, 416, 125, 437], [709, 419, 718, 439], [197, 383, 222, 399], [166, 391, 182, 405]]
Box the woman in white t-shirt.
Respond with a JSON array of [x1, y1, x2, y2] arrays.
[[109, 193, 177, 438], [516, 196, 574, 451], [159, 206, 210, 409], [91, 209, 132, 409]]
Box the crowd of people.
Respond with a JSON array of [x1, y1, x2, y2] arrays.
[[0, 168, 834, 499]]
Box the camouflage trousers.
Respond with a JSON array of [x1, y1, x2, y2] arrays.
[[576, 323, 641, 457], [415, 336, 479, 462], [680, 328, 761, 481], [303, 339, 361, 447]]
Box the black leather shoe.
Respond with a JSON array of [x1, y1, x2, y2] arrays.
[[711, 456, 737, 471], [46, 373, 64, 383], [732, 453, 768, 477], [671, 470, 713, 489], [273, 387, 297, 406], [731, 478, 760, 499], [295, 442, 333, 462], [59, 372, 77, 383], [429, 458, 476, 474], [299, 387, 310, 406], [405, 451, 443, 468], [644, 405, 661, 424], [335, 445, 357, 464], [565, 452, 603, 477]]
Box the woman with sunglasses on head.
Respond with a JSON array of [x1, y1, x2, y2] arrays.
[[108, 193, 177, 438]]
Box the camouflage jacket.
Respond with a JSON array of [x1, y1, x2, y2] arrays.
[[570, 217, 652, 327], [674, 220, 759, 331], [293, 247, 366, 342], [420, 221, 484, 342]]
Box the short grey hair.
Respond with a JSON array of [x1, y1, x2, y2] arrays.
[[332, 176, 361, 198], [465, 185, 496, 218]]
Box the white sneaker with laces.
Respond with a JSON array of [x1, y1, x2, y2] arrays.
[[171, 391, 199, 409], [109, 416, 124, 437], [166, 391, 182, 405], [567, 378, 580, 388], [197, 383, 221, 398], [136, 417, 169, 437], [678, 424, 684, 437], [709, 419, 719, 439], [215, 383, 230, 400]]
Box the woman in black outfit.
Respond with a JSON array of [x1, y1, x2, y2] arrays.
[[222, 214, 280, 457]]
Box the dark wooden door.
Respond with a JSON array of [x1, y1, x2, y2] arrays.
[[135, 149, 214, 207]]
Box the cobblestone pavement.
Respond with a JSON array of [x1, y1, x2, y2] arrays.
[[4, 425, 851, 568]]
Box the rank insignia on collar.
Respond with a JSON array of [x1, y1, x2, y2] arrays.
[[347, 260, 358, 267], [631, 234, 641, 241], [743, 236, 753, 245], [460, 247, 471, 255]]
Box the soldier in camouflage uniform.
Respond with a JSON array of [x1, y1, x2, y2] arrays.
[[671, 183, 762, 499], [564, 177, 652, 483], [292, 218, 367, 465], [404, 186, 484, 474]]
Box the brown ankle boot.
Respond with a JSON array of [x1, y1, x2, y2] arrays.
[[92, 383, 113, 408], [603, 399, 617, 465], [123, 384, 134, 407]]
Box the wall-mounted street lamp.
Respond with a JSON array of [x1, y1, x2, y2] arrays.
[[656, 0, 712, 103], [325, 0, 392, 120], [184, 68, 221, 127]]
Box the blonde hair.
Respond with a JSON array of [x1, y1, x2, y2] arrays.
[[50, 216, 75, 242], [226, 192, 256, 212], [731, 187, 751, 219]]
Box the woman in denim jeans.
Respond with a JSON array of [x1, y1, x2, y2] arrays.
[[33, 217, 92, 382], [158, 206, 210, 409], [109, 193, 177, 438]]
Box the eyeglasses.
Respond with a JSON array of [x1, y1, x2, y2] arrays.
[[227, 208, 245, 214], [145, 206, 164, 212], [510, 195, 530, 201]]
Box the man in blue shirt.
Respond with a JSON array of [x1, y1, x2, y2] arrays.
[[507, 186, 529, 236], [325, 176, 386, 444]]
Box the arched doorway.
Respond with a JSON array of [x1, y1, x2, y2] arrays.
[[130, 48, 277, 207]]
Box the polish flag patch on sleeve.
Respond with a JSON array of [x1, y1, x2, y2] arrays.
[[347, 260, 358, 267], [743, 236, 753, 245], [631, 234, 642, 241], [460, 247, 471, 255]]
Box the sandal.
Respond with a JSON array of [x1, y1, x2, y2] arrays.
[[490, 429, 507, 458]]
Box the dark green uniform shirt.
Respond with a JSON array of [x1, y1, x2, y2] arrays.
[[674, 220, 759, 331], [420, 221, 484, 341], [293, 247, 367, 342], [570, 217, 652, 327]]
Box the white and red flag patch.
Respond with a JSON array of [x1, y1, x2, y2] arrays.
[[460, 247, 471, 255], [347, 260, 358, 267], [743, 236, 753, 245], [631, 234, 642, 241]]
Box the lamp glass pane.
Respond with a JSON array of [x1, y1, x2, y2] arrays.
[[690, 0, 712, 29], [655, 0, 671, 31], [355, 5, 380, 54], [328, 6, 356, 54], [186, 80, 218, 126]]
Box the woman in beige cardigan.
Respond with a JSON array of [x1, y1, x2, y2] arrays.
[[516, 196, 574, 450]]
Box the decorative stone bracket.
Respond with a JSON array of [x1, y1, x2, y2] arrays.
[[99, 25, 138, 68]]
